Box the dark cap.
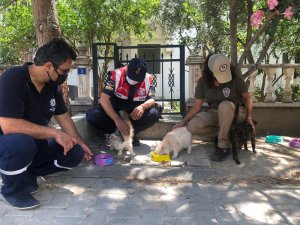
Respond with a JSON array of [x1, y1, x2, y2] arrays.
[[127, 58, 147, 82]]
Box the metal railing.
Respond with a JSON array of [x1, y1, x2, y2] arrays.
[[92, 43, 186, 115]]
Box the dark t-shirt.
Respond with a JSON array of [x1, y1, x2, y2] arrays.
[[0, 63, 67, 134], [194, 75, 248, 109]]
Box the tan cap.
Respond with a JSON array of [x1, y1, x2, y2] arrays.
[[208, 54, 232, 83]]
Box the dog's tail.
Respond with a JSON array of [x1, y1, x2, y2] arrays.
[[118, 110, 134, 139]]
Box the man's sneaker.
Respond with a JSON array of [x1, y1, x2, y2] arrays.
[[2, 192, 40, 210], [24, 174, 39, 195], [211, 147, 231, 162], [132, 137, 140, 146]]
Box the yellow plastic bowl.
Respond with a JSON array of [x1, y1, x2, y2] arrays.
[[150, 151, 171, 162]]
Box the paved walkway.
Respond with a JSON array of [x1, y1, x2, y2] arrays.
[[0, 136, 300, 225]]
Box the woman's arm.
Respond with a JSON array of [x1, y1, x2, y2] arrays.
[[242, 91, 255, 128], [173, 98, 203, 129]]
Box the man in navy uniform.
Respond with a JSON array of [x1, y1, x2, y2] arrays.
[[86, 58, 160, 145], [0, 38, 93, 209]]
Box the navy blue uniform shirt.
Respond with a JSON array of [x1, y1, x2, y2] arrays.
[[0, 63, 67, 134]]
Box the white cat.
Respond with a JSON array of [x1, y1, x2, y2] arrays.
[[106, 110, 135, 156], [155, 126, 192, 158]]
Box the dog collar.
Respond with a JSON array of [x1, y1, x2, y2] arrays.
[[94, 153, 113, 166]]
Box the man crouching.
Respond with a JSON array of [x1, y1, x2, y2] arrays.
[[0, 38, 93, 210]]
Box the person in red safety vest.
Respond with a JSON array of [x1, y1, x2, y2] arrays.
[[86, 58, 161, 146], [111, 64, 153, 102]]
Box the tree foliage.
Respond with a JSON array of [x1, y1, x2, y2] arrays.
[[0, 0, 35, 64], [0, 0, 160, 64], [0, 0, 299, 73], [157, 0, 300, 76], [57, 0, 159, 47], [155, 0, 230, 56]]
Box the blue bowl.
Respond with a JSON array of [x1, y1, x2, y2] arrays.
[[265, 135, 284, 144]]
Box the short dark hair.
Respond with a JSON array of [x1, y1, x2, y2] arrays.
[[33, 38, 77, 66]]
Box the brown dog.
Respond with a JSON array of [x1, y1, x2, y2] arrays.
[[229, 105, 257, 164]]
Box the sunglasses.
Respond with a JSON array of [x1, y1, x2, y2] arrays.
[[52, 63, 70, 76]]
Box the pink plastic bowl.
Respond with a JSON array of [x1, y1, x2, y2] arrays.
[[94, 153, 113, 166], [289, 138, 300, 149]]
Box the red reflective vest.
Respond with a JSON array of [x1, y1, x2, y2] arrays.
[[109, 66, 153, 101]]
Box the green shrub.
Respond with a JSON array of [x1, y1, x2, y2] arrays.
[[274, 85, 284, 96], [253, 86, 264, 102], [291, 84, 300, 102]]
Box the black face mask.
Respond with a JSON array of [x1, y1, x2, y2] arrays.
[[47, 71, 68, 85]]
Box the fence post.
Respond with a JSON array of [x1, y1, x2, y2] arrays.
[[185, 53, 204, 106], [74, 45, 93, 104], [248, 70, 258, 102], [282, 67, 295, 103], [264, 67, 276, 103], [179, 45, 186, 116]]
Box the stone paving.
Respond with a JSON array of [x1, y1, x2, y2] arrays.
[[0, 136, 300, 225]]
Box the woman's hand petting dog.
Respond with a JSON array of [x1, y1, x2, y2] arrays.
[[247, 117, 256, 131]]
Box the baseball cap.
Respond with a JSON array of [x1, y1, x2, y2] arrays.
[[127, 58, 147, 82], [208, 54, 232, 83]]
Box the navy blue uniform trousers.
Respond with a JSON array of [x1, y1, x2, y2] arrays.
[[0, 133, 84, 196], [86, 105, 160, 134]]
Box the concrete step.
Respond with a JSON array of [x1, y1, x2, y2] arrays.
[[70, 102, 300, 137], [68, 114, 182, 142], [69, 102, 300, 143]]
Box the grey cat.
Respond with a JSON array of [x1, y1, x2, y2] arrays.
[[105, 110, 135, 156]]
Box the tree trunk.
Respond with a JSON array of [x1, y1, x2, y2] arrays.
[[31, 0, 61, 46], [229, 0, 238, 67], [31, 0, 71, 115], [245, 0, 254, 64]]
